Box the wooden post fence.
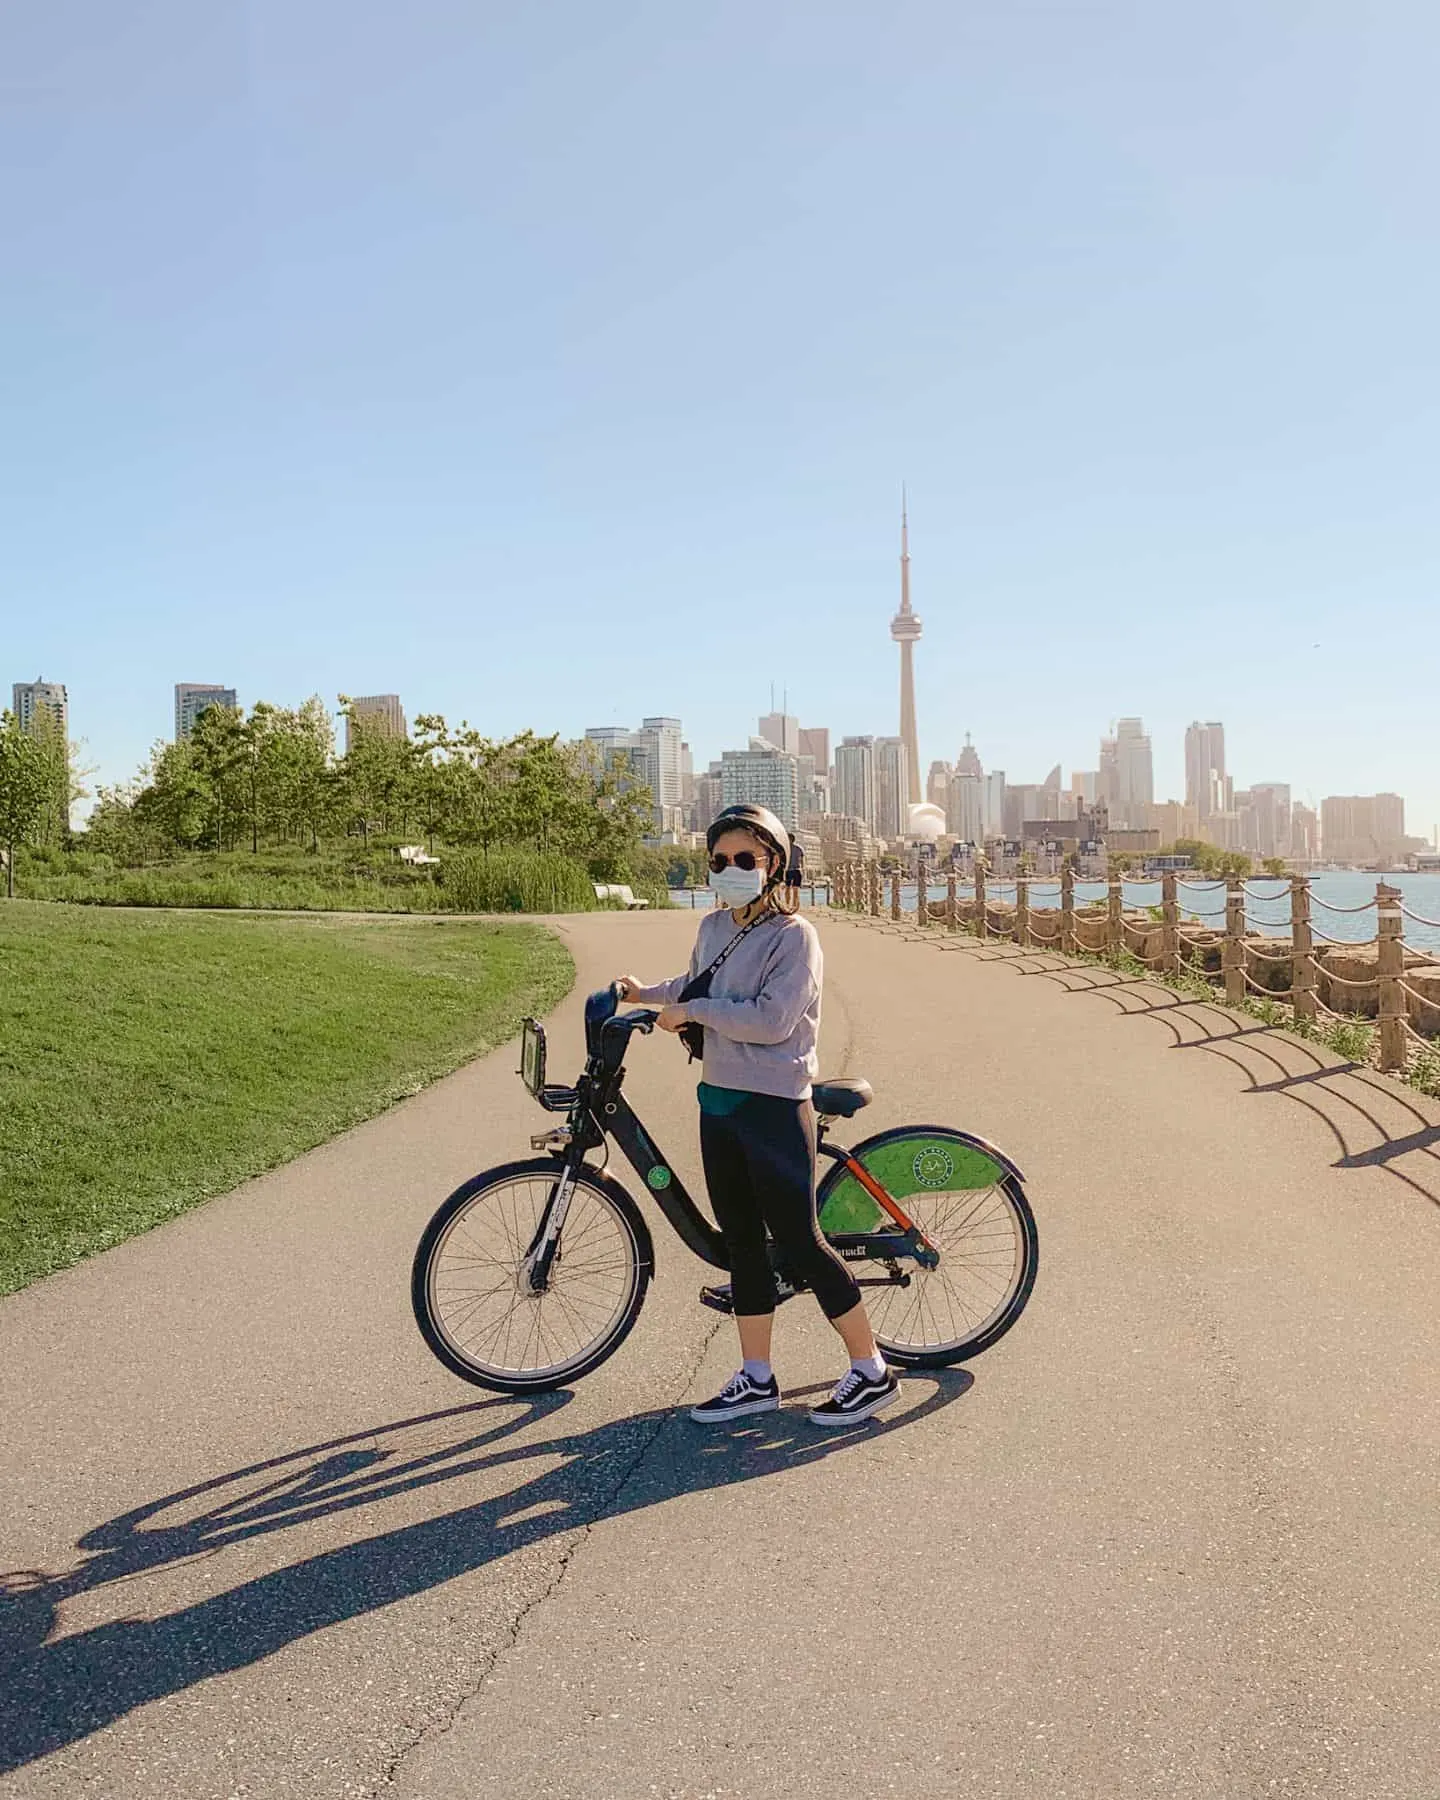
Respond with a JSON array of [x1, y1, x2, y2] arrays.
[[1224, 875, 1245, 1005], [1107, 877, 1123, 965], [1016, 877, 1030, 949], [946, 872, 958, 932], [1377, 882, 1406, 1073], [915, 856, 927, 928], [1162, 871, 1179, 976], [975, 860, 989, 939], [890, 870, 901, 921], [1061, 862, 1076, 955], [869, 863, 881, 917], [1290, 876, 1316, 1026]]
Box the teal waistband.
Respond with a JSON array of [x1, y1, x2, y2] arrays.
[[696, 1082, 755, 1118]]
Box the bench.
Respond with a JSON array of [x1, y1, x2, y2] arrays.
[[593, 883, 650, 910]]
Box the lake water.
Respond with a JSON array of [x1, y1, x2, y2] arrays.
[[666, 874, 1440, 952]]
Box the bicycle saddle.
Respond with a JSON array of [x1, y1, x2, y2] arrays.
[[812, 1078, 873, 1118]]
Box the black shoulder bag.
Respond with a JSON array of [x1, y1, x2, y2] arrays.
[[676, 913, 773, 1063]]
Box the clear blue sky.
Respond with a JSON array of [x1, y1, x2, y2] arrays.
[[3, 1, 1437, 835]]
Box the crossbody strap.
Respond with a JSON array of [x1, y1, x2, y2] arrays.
[[683, 911, 774, 999]]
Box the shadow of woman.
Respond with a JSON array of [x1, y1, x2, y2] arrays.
[[0, 1368, 972, 1772]]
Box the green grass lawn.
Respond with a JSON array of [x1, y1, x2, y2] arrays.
[[0, 904, 573, 1293]]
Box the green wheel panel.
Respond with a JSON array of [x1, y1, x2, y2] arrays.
[[819, 1133, 1005, 1232]]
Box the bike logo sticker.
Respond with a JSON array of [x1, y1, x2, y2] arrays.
[[912, 1146, 954, 1188], [647, 1166, 673, 1191]]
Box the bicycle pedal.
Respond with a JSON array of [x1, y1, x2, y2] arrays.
[[698, 1281, 800, 1316]]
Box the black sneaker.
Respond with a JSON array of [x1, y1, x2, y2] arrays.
[[807, 1366, 900, 1427], [698, 1275, 799, 1316], [689, 1369, 781, 1424]]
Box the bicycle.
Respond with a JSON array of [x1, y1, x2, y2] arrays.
[[412, 985, 1039, 1394]]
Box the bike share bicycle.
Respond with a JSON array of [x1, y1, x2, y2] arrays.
[[412, 985, 1038, 1394]]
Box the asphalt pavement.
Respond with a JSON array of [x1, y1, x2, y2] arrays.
[[4, 907, 1439, 1798]]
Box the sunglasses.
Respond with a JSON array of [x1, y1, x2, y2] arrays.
[[709, 850, 763, 873]]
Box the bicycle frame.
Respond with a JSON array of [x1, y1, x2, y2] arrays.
[[519, 993, 940, 1290]]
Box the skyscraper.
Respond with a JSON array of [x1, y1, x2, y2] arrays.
[[946, 765, 985, 844], [1098, 737, 1118, 815], [346, 694, 407, 752], [1320, 794, 1406, 866], [640, 717, 684, 812], [984, 770, 1007, 838], [834, 736, 877, 836], [1249, 783, 1292, 860], [890, 496, 923, 807], [1114, 718, 1154, 827], [757, 711, 800, 755], [874, 736, 912, 843], [585, 718, 684, 827], [1291, 804, 1319, 863], [175, 683, 237, 742], [797, 726, 830, 772], [1185, 721, 1227, 820], [720, 745, 799, 830], [12, 679, 67, 739]]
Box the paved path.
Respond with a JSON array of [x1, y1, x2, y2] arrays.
[[4, 910, 1440, 1798]]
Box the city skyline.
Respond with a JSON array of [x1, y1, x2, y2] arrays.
[[7, 8, 1439, 851], [6, 658, 1433, 859]]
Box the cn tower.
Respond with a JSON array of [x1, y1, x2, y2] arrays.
[[891, 491, 923, 805]]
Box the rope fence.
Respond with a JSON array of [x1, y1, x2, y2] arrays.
[[829, 863, 1440, 1074]]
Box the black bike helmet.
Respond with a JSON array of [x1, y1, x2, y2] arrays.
[[706, 804, 803, 888]]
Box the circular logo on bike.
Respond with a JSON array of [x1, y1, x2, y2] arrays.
[[647, 1166, 673, 1191], [912, 1146, 954, 1188]]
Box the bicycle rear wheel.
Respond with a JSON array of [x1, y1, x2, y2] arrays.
[[817, 1126, 1037, 1367], [412, 1159, 652, 1393]]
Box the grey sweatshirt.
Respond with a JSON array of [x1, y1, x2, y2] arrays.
[[631, 909, 822, 1100]]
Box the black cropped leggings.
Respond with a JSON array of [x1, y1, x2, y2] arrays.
[[699, 1093, 862, 1321]]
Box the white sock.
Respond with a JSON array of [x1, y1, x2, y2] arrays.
[[742, 1358, 773, 1385], [852, 1352, 887, 1381]]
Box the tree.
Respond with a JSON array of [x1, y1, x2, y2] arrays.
[[337, 698, 416, 843], [132, 740, 213, 850], [1169, 838, 1254, 879], [0, 711, 51, 897], [21, 708, 85, 848], [189, 703, 249, 849]]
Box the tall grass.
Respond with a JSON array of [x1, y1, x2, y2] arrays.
[[15, 844, 671, 914], [443, 850, 598, 913], [20, 868, 448, 912]]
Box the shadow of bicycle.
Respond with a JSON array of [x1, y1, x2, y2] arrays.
[[0, 1368, 971, 1772]]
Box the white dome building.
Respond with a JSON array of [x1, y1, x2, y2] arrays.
[[907, 801, 947, 841]]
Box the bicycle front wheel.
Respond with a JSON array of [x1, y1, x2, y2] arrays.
[[818, 1126, 1038, 1368], [412, 1159, 652, 1393]]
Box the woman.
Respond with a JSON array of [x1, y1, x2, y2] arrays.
[[616, 803, 899, 1427]]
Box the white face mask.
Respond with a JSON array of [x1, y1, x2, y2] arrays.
[[709, 864, 766, 906]]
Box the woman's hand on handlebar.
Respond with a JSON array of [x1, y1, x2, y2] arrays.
[[614, 975, 642, 1002]]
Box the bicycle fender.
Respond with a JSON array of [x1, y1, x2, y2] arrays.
[[820, 1123, 1026, 1190]]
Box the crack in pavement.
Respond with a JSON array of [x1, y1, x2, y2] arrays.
[[367, 1313, 727, 1795]]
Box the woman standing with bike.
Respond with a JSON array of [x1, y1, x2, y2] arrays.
[[616, 804, 900, 1426]]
